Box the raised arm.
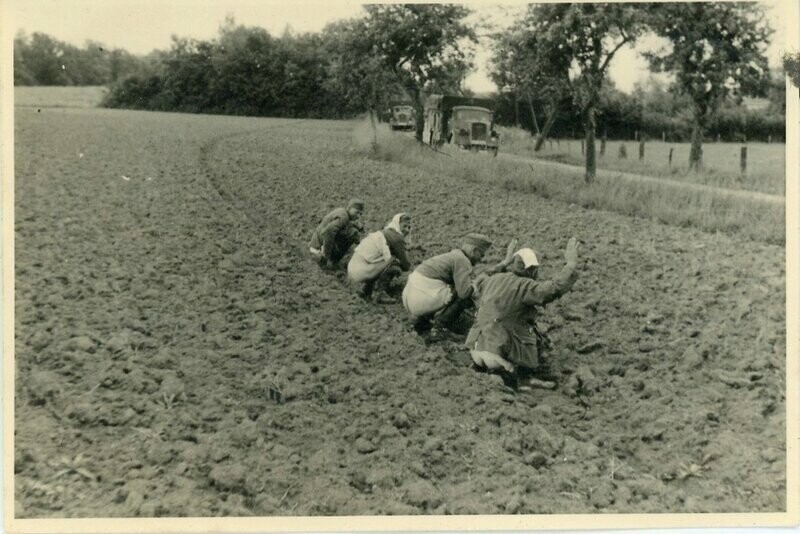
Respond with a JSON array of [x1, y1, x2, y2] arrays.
[[522, 237, 579, 306]]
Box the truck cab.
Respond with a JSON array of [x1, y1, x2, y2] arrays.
[[450, 106, 498, 150], [423, 94, 499, 154], [389, 105, 415, 131]]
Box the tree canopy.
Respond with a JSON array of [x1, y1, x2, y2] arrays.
[[505, 3, 650, 181], [785, 52, 800, 89], [358, 4, 477, 139], [646, 2, 772, 168], [14, 31, 148, 86]]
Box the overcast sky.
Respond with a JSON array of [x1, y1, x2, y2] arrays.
[[7, 0, 791, 94]]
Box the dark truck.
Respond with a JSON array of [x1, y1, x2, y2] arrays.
[[423, 94, 499, 154], [386, 102, 416, 131]]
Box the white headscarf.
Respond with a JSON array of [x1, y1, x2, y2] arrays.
[[514, 248, 539, 268], [385, 213, 409, 235]]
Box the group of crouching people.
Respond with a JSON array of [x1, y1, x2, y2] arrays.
[[309, 198, 580, 389]]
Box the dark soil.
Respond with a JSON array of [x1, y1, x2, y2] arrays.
[[14, 108, 786, 517]]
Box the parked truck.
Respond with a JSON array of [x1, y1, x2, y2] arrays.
[[386, 102, 416, 131], [423, 95, 499, 154]]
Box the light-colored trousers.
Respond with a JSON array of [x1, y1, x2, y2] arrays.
[[348, 253, 392, 283], [402, 271, 453, 317]]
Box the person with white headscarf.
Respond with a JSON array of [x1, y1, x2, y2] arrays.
[[347, 213, 413, 304], [466, 237, 580, 389]]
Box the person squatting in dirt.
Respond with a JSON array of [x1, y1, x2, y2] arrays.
[[402, 233, 519, 338], [347, 213, 414, 304], [466, 237, 580, 390], [309, 198, 365, 269]]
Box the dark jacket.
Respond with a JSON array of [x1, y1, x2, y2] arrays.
[[415, 249, 473, 298], [466, 266, 577, 368], [310, 208, 360, 259], [382, 228, 412, 271]]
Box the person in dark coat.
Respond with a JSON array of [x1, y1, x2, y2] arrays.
[[467, 237, 579, 388], [309, 199, 365, 269]]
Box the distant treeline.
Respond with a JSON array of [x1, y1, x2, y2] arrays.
[[14, 31, 150, 86], [102, 20, 363, 118], [494, 75, 786, 143], [14, 24, 786, 141]]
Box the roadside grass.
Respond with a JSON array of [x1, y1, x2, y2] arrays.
[[498, 126, 786, 196], [357, 121, 784, 245], [14, 86, 108, 108]]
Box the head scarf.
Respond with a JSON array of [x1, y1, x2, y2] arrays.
[[385, 213, 410, 235], [347, 198, 365, 211], [514, 248, 540, 268], [462, 233, 492, 253]]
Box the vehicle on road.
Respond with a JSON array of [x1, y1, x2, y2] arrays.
[[387, 103, 416, 131], [423, 94, 499, 154]]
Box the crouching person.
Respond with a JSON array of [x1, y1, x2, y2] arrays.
[[347, 213, 413, 304], [309, 199, 365, 269], [402, 234, 516, 336], [467, 237, 579, 389]]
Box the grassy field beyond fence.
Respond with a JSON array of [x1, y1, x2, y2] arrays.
[[14, 86, 108, 108], [499, 127, 785, 196], [360, 122, 784, 245]]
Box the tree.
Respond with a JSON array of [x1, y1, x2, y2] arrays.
[[18, 32, 71, 85], [784, 52, 800, 90], [518, 4, 649, 181], [359, 4, 477, 140], [324, 18, 402, 147], [646, 2, 772, 170], [490, 16, 572, 151]]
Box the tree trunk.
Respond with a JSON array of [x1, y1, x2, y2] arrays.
[[526, 93, 540, 136], [514, 93, 521, 128], [689, 121, 704, 171], [369, 108, 378, 152], [583, 106, 597, 183], [534, 105, 558, 152], [411, 88, 425, 142]]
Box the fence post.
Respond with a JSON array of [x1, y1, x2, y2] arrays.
[[768, 135, 772, 144], [600, 131, 607, 157], [716, 133, 721, 143], [740, 145, 747, 175], [639, 139, 645, 160], [581, 139, 585, 155], [635, 130, 639, 141], [662, 131, 666, 143], [549, 139, 553, 149], [619, 144, 627, 159], [668, 147, 674, 167]]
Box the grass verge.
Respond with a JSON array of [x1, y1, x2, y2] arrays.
[[357, 121, 784, 245], [498, 126, 785, 196]]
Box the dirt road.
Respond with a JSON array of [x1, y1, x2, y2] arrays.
[[14, 107, 786, 517]]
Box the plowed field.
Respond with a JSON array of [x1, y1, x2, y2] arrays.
[[14, 107, 787, 517]]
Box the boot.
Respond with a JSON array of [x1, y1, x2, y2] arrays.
[[359, 279, 376, 300], [413, 315, 434, 335]]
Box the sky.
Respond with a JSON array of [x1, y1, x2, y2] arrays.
[[6, 0, 791, 94]]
